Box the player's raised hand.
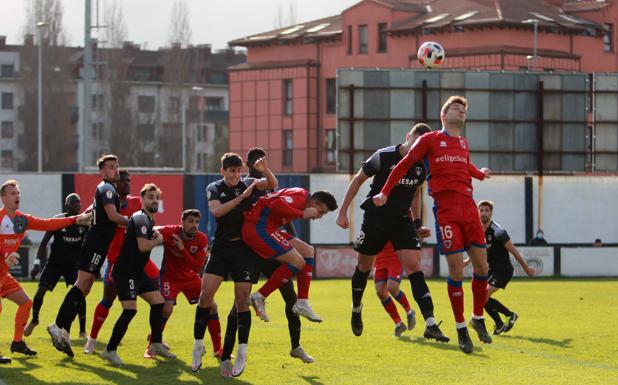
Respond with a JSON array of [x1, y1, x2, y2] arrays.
[[524, 265, 536, 277], [372, 193, 387, 207], [152, 230, 164, 245], [481, 167, 491, 179], [171, 234, 185, 251], [336, 212, 349, 229], [240, 179, 260, 200], [417, 226, 431, 238], [303, 207, 319, 220], [76, 211, 92, 225], [253, 157, 268, 173], [4, 252, 20, 267]]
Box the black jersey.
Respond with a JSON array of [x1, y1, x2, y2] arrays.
[[48, 213, 88, 261], [361, 144, 426, 217], [114, 210, 154, 272], [485, 221, 513, 271], [206, 178, 254, 242], [91, 180, 120, 234]]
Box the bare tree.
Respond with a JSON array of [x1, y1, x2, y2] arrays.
[[22, 0, 66, 46], [19, 0, 75, 171], [168, 0, 192, 48], [274, 0, 298, 29], [102, 0, 128, 48]]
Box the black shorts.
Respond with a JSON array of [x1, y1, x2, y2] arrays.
[[77, 229, 115, 275], [39, 258, 78, 291], [114, 270, 159, 301], [488, 268, 514, 289], [205, 239, 261, 283], [353, 212, 421, 256], [260, 258, 281, 279]]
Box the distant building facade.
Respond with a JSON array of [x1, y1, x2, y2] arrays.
[[0, 35, 246, 172], [229, 0, 618, 172]]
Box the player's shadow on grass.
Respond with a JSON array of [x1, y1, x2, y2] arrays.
[[397, 336, 491, 358], [300, 375, 325, 385], [499, 334, 573, 348]]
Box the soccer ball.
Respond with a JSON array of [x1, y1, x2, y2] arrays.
[[417, 41, 445, 69]]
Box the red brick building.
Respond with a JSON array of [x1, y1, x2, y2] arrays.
[[229, 0, 618, 172]]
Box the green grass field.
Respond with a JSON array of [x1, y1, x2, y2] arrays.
[[1, 279, 617, 385]]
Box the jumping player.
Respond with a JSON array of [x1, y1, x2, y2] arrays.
[[373, 242, 417, 337], [100, 184, 175, 366], [84, 169, 160, 354], [473, 200, 535, 334], [246, 188, 338, 324], [337, 123, 447, 342], [374, 96, 493, 354], [0, 179, 91, 363], [221, 147, 315, 366], [192, 153, 276, 376], [49, 154, 129, 357], [25, 193, 89, 338]]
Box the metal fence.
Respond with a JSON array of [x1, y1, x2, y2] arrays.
[[337, 69, 618, 174]]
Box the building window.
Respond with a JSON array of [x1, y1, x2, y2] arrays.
[[206, 97, 223, 111], [283, 79, 293, 116], [92, 94, 104, 111], [347, 25, 353, 55], [326, 78, 336, 114], [326, 129, 336, 165], [168, 96, 180, 114], [0, 64, 14, 78], [207, 72, 226, 84], [378, 23, 388, 53], [138, 95, 155, 113], [196, 152, 207, 170], [1, 92, 13, 109], [604, 23, 613, 52], [197, 124, 208, 142], [283, 129, 293, 167], [1, 121, 13, 139], [137, 124, 155, 140], [92, 122, 105, 141], [1, 150, 13, 168], [359, 25, 368, 54]]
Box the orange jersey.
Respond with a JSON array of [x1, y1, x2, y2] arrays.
[[1, 207, 76, 274]]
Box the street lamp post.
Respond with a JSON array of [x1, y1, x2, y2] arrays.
[[523, 19, 539, 71], [36, 21, 47, 173]]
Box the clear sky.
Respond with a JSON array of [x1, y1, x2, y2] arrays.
[[0, 0, 359, 50]]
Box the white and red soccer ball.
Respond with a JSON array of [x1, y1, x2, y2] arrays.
[[417, 41, 445, 69]]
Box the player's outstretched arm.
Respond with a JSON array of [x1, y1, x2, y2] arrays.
[[336, 168, 369, 229], [505, 240, 535, 277], [25, 213, 79, 232], [103, 204, 129, 226], [378, 135, 429, 202]]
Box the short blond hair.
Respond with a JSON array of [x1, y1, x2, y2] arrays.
[[441, 96, 468, 116], [140, 183, 161, 197], [0, 179, 18, 196], [97, 154, 118, 170], [478, 200, 494, 211]]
